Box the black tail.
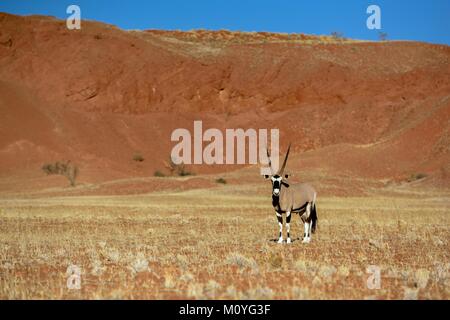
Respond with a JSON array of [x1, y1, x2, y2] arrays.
[[311, 202, 318, 233]]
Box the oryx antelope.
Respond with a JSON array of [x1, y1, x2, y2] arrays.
[[264, 144, 318, 244]]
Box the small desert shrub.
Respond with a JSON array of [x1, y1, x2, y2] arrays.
[[129, 253, 149, 274], [41, 161, 78, 187], [268, 252, 283, 269], [176, 254, 189, 269], [178, 167, 193, 176], [245, 286, 274, 299], [414, 269, 430, 289], [133, 153, 144, 162], [215, 178, 227, 184], [226, 253, 258, 271], [164, 274, 176, 289], [204, 280, 221, 298], [318, 265, 337, 279], [164, 157, 193, 176], [408, 173, 427, 182], [187, 283, 204, 299], [378, 31, 388, 41], [331, 31, 345, 40], [179, 272, 194, 282], [154, 170, 165, 177]]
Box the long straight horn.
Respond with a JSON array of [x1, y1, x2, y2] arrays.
[[278, 143, 291, 175], [266, 145, 274, 175]]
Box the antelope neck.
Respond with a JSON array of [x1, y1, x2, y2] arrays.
[[272, 182, 290, 213]]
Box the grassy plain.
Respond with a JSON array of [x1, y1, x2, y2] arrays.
[[0, 184, 448, 299]]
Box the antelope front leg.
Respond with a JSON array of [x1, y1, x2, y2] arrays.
[[286, 211, 292, 244], [276, 213, 283, 243], [302, 203, 311, 243]]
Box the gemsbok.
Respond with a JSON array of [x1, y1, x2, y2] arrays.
[[264, 144, 318, 244]]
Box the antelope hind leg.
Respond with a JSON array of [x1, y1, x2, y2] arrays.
[[286, 211, 292, 244], [302, 203, 311, 243]]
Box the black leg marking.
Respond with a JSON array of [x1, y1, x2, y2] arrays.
[[276, 214, 283, 242], [286, 214, 291, 224], [286, 214, 291, 239]]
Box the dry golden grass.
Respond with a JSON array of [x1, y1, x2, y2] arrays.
[[147, 29, 362, 45], [138, 29, 365, 59], [0, 186, 448, 299]]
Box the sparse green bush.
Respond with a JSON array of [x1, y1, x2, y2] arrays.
[[216, 178, 227, 184], [154, 170, 165, 177], [42, 161, 78, 187]]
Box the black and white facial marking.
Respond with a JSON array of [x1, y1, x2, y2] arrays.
[[271, 175, 282, 196]]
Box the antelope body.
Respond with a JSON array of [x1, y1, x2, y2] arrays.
[[265, 145, 318, 244]]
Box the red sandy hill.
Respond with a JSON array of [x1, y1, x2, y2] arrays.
[[0, 13, 449, 192]]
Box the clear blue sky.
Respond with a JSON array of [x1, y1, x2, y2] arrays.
[[1, 0, 449, 45]]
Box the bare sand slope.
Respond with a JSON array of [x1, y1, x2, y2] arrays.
[[0, 13, 449, 193]]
